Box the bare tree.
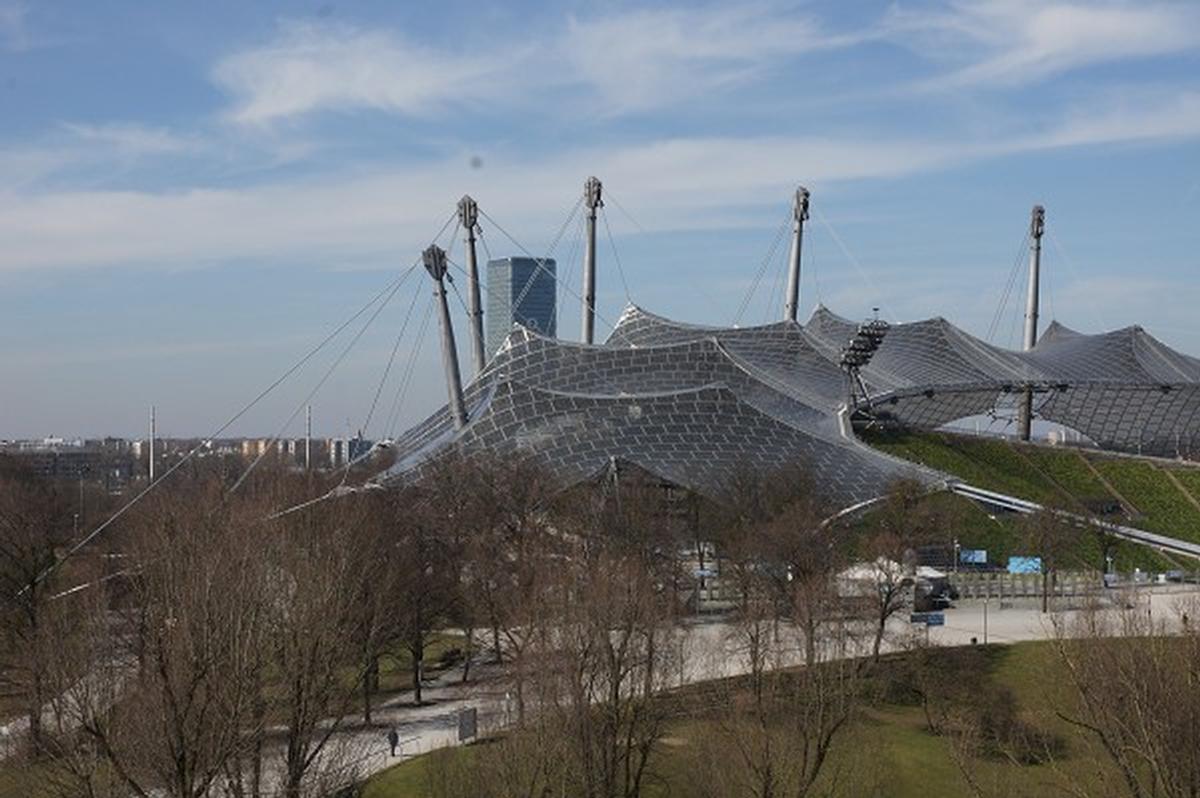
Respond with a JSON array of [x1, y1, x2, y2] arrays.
[[683, 465, 861, 798], [385, 483, 460, 707], [856, 479, 942, 661], [0, 456, 73, 759], [429, 469, 685, 798], [76, 479, 270, 798], [1020, 508, 1084, 613], [684, 612, 865, 798], [349, 490, 404, 723], [1052, 596, 1200, 798]]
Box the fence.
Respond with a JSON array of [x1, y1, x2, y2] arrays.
[[952, 571, 1100, 600]]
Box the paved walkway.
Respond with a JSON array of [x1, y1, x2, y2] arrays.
[[306, 585, 1200, 792], [7, 585, 1199, 792]]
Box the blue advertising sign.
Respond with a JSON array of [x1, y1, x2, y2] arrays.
[[1007, 556, 1043, 574], [909, 611, 946, 626], [960, 549, 987, 564]]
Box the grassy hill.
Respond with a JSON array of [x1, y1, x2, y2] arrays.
[[859, 429, 1200, 570]]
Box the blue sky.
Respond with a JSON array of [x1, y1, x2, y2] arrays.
[[2, 0, 1199, 439]]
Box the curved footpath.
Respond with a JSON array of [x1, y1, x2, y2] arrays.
[[269, 584, 1200, 792], [5, 587, 1194, 788]]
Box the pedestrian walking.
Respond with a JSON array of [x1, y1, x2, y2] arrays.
[[387, 727, 399, 758]]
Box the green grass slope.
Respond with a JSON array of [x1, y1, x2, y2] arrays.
[[1093, 459, 1200, 542], [860, 429, 1200, 569]]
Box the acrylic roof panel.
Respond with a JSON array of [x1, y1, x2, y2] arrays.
[[376, 302, 1200, 504], [454, 380, 912, 502]]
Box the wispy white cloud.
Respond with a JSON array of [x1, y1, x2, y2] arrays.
[[561, 5, 842, 114], [212, 5, 852, 124], [0, 0, 27, 51], [0, 122, 202, 187], [0, 135, 955, 275], [887, 0, 1200, 89], [60, 122, 198, 156], [5, 86, 1200, 276], [213, 20, 510, 125], [1027, 90, 1200, 148]]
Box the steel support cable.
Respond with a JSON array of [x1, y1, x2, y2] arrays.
[[1006, 288, 1023, 350], [508, 197, 582, 323], [24, 257, 429, 593], [477, 225, 494, 263], [386, 297, 435, 439], [602, 187, 647, 234], [50, 271, 436, 595], [985, 231, 1031, 343], [351, 221, 459, 454], [986, 246, 1023, 344], [477, 206, 637, 345], [1045, 251, 1056, 327], [733, 205, 791, 326], [812, 206, 892, 319], [447, 272, 472, 316], [1047, 229, 1108, 333], [559, 211, 585, 313], [812, 245, 823, 307], [361, 275, 426, 441], [34, 212, 462, 594], [764, 229, 790, 325], [280, 219, 461, 495], [229, 263, 415, 496], [601, 206, 633, 301]]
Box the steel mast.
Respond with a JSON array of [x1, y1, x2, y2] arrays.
[[783, 186, 811, 323], [1018, 205, 1045, 441], [423, 245, 468, 429], [305, 404, 312, 471], [149, 405, 156, 481], [458, 196, 486, 373], [581, 176, 603, 344]]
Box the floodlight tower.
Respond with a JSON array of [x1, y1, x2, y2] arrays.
[[783, 186, 811, 323], [581, 176, 603, 344], [840, 312, 889, 411], [1018, 205, 1045, 441], [423, 245, 468, 429], [458, 195, 487, 374]]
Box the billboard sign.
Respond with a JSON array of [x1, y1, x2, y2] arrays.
[[959, 548, 987, 565], [1007, 556, 1043, 574]]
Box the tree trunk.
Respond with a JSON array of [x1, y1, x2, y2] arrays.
[[362, 654, 378, 723], [26, 603, 44, 759], [491, 623, 503, 664], [26, 679, 43, 759], [462, 627, 473, 683], [412, 652, 423, 705]]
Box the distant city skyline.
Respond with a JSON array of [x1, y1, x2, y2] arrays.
[[2, 1, 1199, 439]]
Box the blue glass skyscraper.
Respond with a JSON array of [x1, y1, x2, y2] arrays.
[[486, 257, 556, 356]]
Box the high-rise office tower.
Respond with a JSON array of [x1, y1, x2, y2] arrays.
[[485, 257, 557, 357]]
